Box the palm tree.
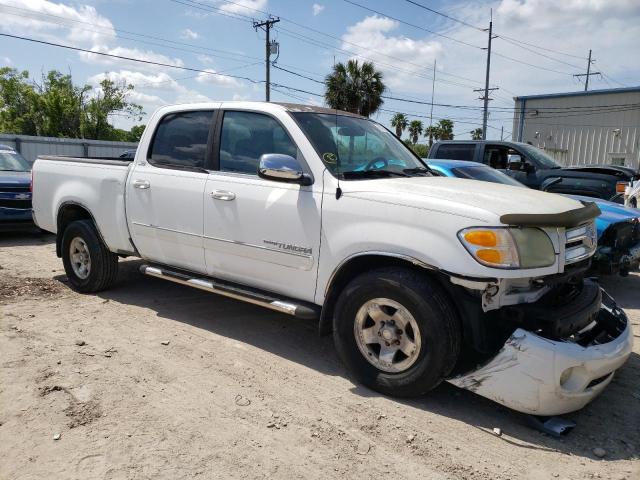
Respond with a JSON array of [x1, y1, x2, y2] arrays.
[[470, 127, 483, 140], [408, 120, 423, 144], [324, 60, 386, 117], [390, 113, 408, 138], [437, 119, 454, 140], [424, 125, 440, 146]]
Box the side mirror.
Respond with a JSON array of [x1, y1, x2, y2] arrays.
[[508, 154, 523, 164], [258, 154, 312, 186]]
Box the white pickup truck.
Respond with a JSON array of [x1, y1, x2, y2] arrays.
[[32, 102, 633, 416]]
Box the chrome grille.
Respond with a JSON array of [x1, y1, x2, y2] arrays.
[[565, 221, 597, 265]]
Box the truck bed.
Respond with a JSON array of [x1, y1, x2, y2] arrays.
[[32, 155, 136, 255]]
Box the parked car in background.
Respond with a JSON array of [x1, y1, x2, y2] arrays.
[[428, 159, 640, 276], [427, 140, 631, 201], [119, 149, 137, 159], [0, 144, 33, 229]]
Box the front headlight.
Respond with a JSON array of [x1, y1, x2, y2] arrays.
[[458, 227, 556, 269]]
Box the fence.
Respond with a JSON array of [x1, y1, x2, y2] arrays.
[[0, 133, 138, 163]]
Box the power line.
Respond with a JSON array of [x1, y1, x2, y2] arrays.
[[402, 0, 484, 31], [171, 0, 486, 88], [0, 2, 263, 62], [0, 32, 264, 85], [342, 0, 483, 49], [495, 36, 584, 70], [491, 51, 574, 76], [3, 30, 636, 117], [491, 33, 587, 60]]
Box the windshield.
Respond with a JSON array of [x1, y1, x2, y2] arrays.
[[0, 150, 31, 171], [518, 144, 561, 169], [452, 165, 525, 187], [292, 112, 429, 179]]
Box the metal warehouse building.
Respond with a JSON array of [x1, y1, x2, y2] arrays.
[[512, 86, 640, 170]]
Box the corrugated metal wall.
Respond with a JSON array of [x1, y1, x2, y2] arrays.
[[0, 134, 138, 163], [512, 89, 640, 169]]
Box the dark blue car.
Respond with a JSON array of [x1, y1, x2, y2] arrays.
[[0, 145, 33, 228], [428, 159, 640, 276]]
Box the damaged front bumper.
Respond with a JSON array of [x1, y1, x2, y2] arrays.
[[447, 291, 633, 416]]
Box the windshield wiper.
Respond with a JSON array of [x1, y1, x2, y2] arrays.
[[403, 167, 431, 176], [341, 170, 409, 179]]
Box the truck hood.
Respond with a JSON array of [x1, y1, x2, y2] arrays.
[[342, 176, 585, 223], [0, 171, 30, 189]]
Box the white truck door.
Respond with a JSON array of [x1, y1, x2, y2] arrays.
[[203, 110, 322, 302], [126, 109, 217, 274]]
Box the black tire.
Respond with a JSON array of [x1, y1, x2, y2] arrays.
[[61, 219, 118, 293], [333, 267, 461, 397]]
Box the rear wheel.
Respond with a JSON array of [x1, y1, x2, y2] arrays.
[[333, 267, 461, 397], [61, 220, 118, 293]]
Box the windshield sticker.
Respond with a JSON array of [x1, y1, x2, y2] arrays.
[[323, 152, 337, 164]]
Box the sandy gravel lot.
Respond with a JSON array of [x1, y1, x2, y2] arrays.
[[1, 231, 639, 480]]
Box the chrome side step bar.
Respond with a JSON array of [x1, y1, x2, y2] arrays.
[[139, 264, 320, 320]]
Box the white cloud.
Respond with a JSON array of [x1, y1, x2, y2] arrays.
[[87, 70, 215, 125], [312, 3, 325, 16], [196, 68, 243, 87], [181, 28, 199, 40], [79, 45, 185, 71], [341, 15, 442, 90], [0, 0, 116, 45], [219, 0, 267, 14], [2, 56, 11, 65]]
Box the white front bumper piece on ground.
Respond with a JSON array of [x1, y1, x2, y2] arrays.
[[448, 291, 633, 416]]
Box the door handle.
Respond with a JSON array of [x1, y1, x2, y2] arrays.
[[133, 179, 150, 189], [210, 190, 236, 201]]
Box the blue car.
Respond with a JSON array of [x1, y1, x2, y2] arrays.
[[427, 159, 640, 276], [0, 145, 33, 229]]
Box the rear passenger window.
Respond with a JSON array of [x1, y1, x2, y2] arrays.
[[149, 110, 214, 169], [219, 111, 298, 175], [435, 144, 476, 161]]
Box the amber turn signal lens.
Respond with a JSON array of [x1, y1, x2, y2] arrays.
[[463, 230, 497, 247], [476, 249, 502, 263], [616, 182, 628, 193]]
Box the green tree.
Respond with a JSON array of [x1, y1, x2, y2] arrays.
[[126, 124, 146, 142], [0, 68, 39, 135], [324, 60, 385, 117], [470, 127, 483, 140], [424, 125, 440, 146], [0, 68, 143, 140], [390, 112, 408, 138], [437, 119, 454, 140], [408, 120, 423, 144], [81, 78, 143, 140], [34, 70, 90, 138]]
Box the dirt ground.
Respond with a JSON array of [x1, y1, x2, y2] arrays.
[[1, 232, 639, 480]]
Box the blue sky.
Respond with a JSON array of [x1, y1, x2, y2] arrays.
[[1, 0, 639, 140]]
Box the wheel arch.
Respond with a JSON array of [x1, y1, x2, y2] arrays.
[[56, 202, 105, 257], [318, 252, 442, 335]]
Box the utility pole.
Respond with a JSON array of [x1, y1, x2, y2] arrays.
[[500, 125, 504, 141], [573, 49, 600, 92], [479, 11, 497, 140], [428, 59, 436, 146], [253, 16, 280, 101]]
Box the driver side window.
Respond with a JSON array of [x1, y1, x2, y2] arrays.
[[219, 111, 299, 175]]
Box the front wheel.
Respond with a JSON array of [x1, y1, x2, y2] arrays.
[[61, 219, 118, 293], [333, 267, 461, 397]]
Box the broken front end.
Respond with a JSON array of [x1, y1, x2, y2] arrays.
[[445, 213, 633, 415]]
